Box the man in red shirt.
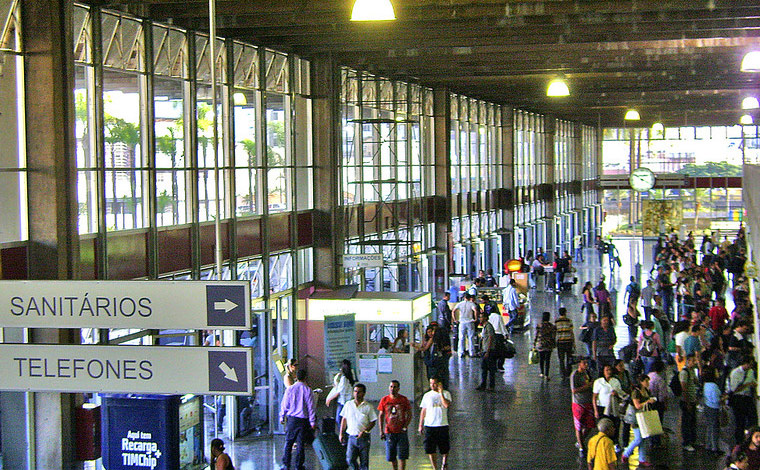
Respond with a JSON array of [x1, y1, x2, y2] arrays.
[[708, 298, 728, 331], [377, 380, 412, 470]]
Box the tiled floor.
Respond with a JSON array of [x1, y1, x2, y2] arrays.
[[221, 240, 732, 469]]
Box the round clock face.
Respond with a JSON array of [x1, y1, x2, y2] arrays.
[[629, 167, 655, 192]]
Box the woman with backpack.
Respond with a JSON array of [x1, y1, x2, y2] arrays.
[[637, 321, 661, 374], [533, 311, 557, 381]]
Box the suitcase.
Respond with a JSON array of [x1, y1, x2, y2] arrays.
[[313, 430, 348, 470]]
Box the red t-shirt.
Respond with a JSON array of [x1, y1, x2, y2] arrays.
[[709, 305, 728, 331], [377, 394, 411, 434]]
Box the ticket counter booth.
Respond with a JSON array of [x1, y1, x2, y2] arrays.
[[306, 290, 433, 402]]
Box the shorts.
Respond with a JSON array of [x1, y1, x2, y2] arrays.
[[572, 402, 595, 431], [423, 426, 450, 454], [384, 432, 409, 461]]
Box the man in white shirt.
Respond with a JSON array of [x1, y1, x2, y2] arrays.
[[340, 383, 377, 470], [727, 356, 758, 445], [485, 295, 508, 372], [639, 279, 655, 321], [502, 279, 521, 334], [592, 364, 626, 420], [452, 293, 478, 357], [418, 377, 452, 470]]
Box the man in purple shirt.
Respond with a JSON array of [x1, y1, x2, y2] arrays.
[[279, 368, 316, 470]]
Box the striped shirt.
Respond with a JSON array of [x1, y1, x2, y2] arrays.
[[555, 316, 574, 343]]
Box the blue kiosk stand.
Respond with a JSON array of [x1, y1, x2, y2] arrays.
[[101, 394, 204, 470]]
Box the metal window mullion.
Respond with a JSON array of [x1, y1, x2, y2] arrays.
[[186, 31, 201, 278], [91, 7, 108, 279], [143, 20, 158, 279], [224, 38, 238, 280]]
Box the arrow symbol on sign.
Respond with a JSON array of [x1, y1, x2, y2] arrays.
[[219, 362, 239, 382], [214, 298, 238, 313]]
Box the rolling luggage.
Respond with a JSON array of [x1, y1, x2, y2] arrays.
[[313, 420, 348, 470]]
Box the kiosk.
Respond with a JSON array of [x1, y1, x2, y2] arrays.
[[306, 289, 433, 402]]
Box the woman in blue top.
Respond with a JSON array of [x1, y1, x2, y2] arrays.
[[702, 367, 722, 454]]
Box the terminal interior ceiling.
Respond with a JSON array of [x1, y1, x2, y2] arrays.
[[134, 0, 760, 128], [1, 0, 760, 468]]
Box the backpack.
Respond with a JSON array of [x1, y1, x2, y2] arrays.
[[640, 332, 656, 357], [669, 371, 682, 397]]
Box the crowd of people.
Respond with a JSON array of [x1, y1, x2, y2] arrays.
[[273, 228, 756, 470], [564, 228, 758, 469]]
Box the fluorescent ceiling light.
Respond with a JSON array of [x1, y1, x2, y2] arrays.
[[742, 96, 759, 109], [233, 92, 247, 106], [546, 78, 569, 97], [351, 0, 396, 21], [741, 51, 760, 72], [624, 109, 641, 121], [740, 114, 754, 125]]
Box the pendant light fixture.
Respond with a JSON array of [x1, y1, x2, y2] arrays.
[[546, 77, 570, 97], [351, 0, 396, 21], [651, 121, 664, 135], [624, 109, 641, 121], [742, 96, 759, 110], [741, 51, 760, 72], [740, 114, 754, 125]]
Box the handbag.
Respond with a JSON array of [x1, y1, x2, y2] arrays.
[[528, 348, 540, 365], [623, 401, 637, 424], [623, 314, 638, 326], [604, 393, 621, 418], [636, 403, 664, 438]]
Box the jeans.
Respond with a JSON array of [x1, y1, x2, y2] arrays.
[[680, 401, 697, 446], [480, 353, 497, 388], [628, 324, 638, 343], [346, 435, 371, 470], [557, 344, 574, 378], [282, 416, 310, 470], [642, 306, 652, 321], [730, 395, 758, 445], [641, 355, 657, 375], [575, 247, 584, 263], [704, 406, 720, 451], [539, 350, 552, 376], [662, 291, 674, 322], [458, 321, 476, 356], [623, 427, 648, 463]]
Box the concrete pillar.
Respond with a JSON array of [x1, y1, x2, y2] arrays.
[[20, 0, 80, 468], [432, 89, 452, 281], [544, 117, 556, 252], [501, 107, 515, 260], [310, 56, 342, 288]]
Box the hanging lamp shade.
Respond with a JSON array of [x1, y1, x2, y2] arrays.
[[741, 51, 760, 72], [742, 96, 759, 109], [546, 78, 569, 97], [351, 0, 396, 21], [624, 109, 641, 121], [651, 122, 664, 133], [740, 114, 754, 125]]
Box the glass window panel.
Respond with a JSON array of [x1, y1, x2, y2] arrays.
[[196, 84, 227, 221], [265, 50, 289, 93], [268, 168, 291, 212], [103, 70, 146, 230], [269, 252, 293, 293], [266, 93, 290, 167], [233, 42, 259, 90], [155, 78, 187, 226]]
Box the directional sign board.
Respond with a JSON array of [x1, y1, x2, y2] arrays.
[[0, 280, 250, 329], [0, 344, 252, 395]]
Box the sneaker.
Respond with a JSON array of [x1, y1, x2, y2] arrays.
[[614, 445, 621, 454], [497, 368, 506, 372], [545, 375, 550, 381], [539, 373, 544, 378], [683, 445, 695, 452]]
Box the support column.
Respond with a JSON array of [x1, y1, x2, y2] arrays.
[[432, 89, 452, 282], [500, 107, 514, 260], [22, 0, 80, 468], [544, 117, 556, 252], [311, 55, 342, 288]]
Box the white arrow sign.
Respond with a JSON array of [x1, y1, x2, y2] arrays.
[[0, 280, 250, 330], [0, 344, 253, 395], [219, 362, 238, 382], [214, 299, 238, 313]]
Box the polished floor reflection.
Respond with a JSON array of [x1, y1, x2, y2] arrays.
[[221, 241, 729, 469]]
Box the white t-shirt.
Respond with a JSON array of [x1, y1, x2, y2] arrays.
[[340, 399, 377, 436], [592, 377, 624, 408], [675, 331, 689, 351], [489, 312, 507, 335], [455, 300, 477, 323], [420, 389, 452, 427]]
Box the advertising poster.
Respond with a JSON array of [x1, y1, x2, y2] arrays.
[[324, 313, 357, 379]]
